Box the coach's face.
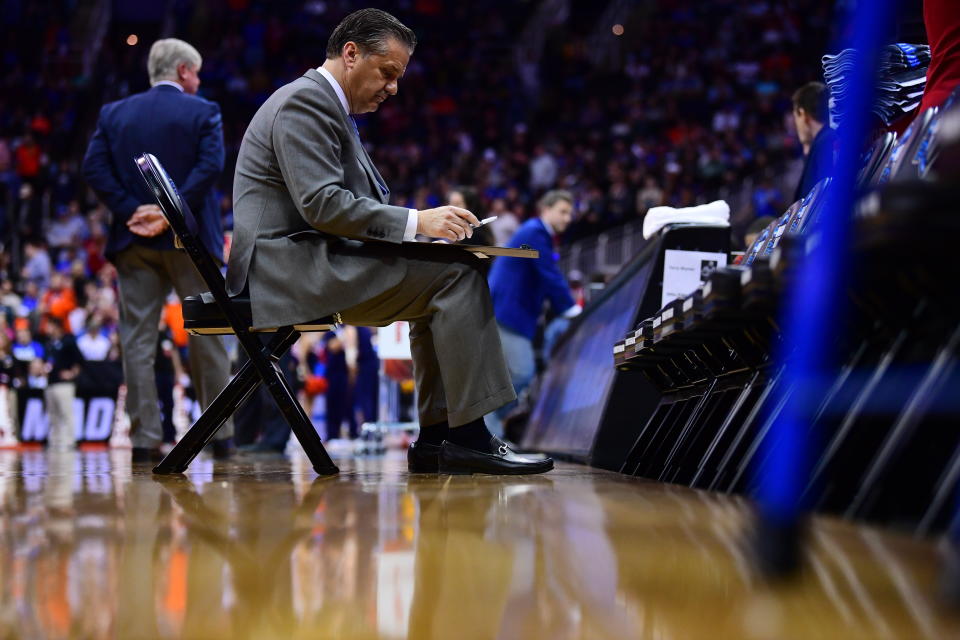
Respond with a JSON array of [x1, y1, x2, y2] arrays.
[[343, 37, 409, 114]]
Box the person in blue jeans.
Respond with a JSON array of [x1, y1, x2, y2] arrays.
[[486, 190, 581, 437]]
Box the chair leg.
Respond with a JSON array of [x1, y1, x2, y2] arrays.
[[727, 381, 796, 494], [846, 324, 960, 519], [691, 369, 761, 487], [658, 378, 718, 482], [620, 400, 676, 476], [154, 354, 264, 474], [707, 367, 783, 491], [253, 329, 339, 476], [803, 328, 908, 501], [154, 328, 338, 476], [918, 442, 960, 535], [620, 398, 674, 475], [154, 329, 300, 473]]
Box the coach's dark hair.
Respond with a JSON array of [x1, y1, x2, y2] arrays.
[[792, 81, 829, 124], [326, 8, 416, 59]]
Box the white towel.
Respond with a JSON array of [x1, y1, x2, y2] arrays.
[[642, 200, 731, 239]]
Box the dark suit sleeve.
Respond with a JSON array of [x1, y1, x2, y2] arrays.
[[82, 106, 142, 220], [530, 230, 576, 313], [178, 102, 225, 211], [68, 337, 85, 368], [272, 91, 409, 242]]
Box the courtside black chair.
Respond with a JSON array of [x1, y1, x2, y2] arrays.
[[135, 153, 339, 475], [857, 131, 897, 187]]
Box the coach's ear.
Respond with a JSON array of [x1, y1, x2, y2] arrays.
[[343, 41, 360, 69]]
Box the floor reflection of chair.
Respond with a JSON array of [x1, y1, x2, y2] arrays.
[[151, 475, 333, 638]]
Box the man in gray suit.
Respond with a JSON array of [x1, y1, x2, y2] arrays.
[[227, 8, 551, 475]]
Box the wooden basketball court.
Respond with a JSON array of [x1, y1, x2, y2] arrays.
[[0, 448, 956, 639]]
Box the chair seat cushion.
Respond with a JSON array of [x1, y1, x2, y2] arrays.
[[182, 293, 336, 333]]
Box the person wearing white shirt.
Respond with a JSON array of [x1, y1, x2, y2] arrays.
[[77, 322, 111, 361]]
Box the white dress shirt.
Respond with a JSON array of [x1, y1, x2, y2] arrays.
[[152, 80, 184, 92], [317, 66, 418, 241]]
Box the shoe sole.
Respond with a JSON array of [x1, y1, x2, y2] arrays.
[[437, 460, 554, 476], [407, 465, 439, 473]]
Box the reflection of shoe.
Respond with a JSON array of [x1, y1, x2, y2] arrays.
[[439, 437, 553, 475], [131, 447, 164, 463], [407, 441, 441, 473], [211, 438, 235, 460]]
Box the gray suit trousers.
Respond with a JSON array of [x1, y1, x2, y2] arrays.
[[338, 246, 515, 427], [115, 244, 232, 447]]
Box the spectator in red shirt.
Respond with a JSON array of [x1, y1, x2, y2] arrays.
[[14, 134, 42, 180], [920, 0, 960, 111]]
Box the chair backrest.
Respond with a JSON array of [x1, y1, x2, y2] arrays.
[[789, 177, 826, 236], [798, 176, 835, 236], [761, 201, 801, 259], [135, 153, 237, 316], [916, 104, 956, 178], [893, 106, 939, 182], [743, 221, 775, 267], [877, 108, 938, 186], [857, 131, 897, 187]]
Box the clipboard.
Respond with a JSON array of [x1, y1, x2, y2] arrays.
[[401, 242, 539, 260]]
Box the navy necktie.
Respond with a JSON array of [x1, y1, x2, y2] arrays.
[[351, 117, 388, 196]]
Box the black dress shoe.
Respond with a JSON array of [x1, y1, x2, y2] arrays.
[[439, 437, 553, 475], [131, 447, 164, 463], [408, 441, 441, 473], [211, 438, 235, 460]]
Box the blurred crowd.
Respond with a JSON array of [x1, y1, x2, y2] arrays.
[[0, 0, 828, 429]]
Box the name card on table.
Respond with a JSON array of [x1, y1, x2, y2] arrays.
[[662, 249, 728, 308]]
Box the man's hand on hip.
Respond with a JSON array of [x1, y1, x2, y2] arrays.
[[127, 205, 169, 237], [416, 206, 479, 242]]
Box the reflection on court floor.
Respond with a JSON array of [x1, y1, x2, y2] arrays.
[[0, 449, 955, 639]]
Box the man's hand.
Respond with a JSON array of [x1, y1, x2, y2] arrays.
[[127, 205, 169, 237], [416, 206, 480, 242]]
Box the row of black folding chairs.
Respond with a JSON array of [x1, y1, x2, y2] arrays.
[[612, 93, 960, 535]]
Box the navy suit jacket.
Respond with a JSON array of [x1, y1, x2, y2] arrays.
[[82, 84, 225, 261], [488, 218, 575, 340], [794, 125, 836, 202]]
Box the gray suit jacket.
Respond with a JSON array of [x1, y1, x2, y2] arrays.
[[226, 69, 411, 328]]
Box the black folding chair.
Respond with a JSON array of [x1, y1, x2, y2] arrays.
[[135, 153, 339, 475]]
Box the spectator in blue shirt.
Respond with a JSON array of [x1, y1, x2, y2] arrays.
[[487, 190, 581, 436]]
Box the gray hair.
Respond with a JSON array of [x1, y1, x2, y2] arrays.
[[148, 38, 202, 85]]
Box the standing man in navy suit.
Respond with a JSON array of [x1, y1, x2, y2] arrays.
[[82, 38, 232, 462], [487, 190, 581, 436]]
